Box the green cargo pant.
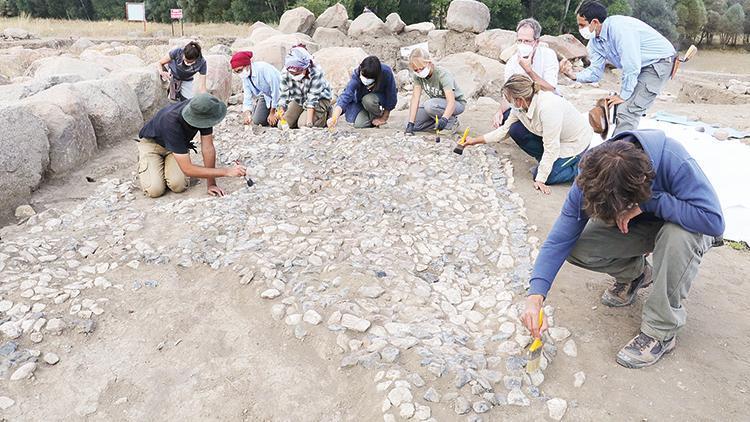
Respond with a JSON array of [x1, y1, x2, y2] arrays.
[[567, 220, 714, 341]]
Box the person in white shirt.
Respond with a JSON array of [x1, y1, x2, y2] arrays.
[[466, 75, 591, 194], [492, 18, 560, 128]]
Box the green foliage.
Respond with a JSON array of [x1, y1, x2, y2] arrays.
[[399, 0, 432, 24], [294, 0, 341, 16], [607, 0, 633, 15], [485, 0, 525, 31], [676, 0, 707, 42], [631, 0, 679, 43]]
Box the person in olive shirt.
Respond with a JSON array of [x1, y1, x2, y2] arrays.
[[136, 94, 246, 198], [405, 47, 466, 134]]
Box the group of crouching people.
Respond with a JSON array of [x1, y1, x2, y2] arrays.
[[137, 1, 725, 370]]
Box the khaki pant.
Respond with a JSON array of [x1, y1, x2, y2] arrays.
[[613, 57, 673, 136], [284, 99, 331, 129], [567, 220, 713, 341], [137, 138, 188, 198]]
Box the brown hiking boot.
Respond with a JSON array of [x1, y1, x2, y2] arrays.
[[616, 332, 676, 369], [601, 261, 653, 307]]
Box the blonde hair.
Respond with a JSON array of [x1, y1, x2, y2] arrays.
[[409, 47, 431, 68], [502, 74, 541, 102]]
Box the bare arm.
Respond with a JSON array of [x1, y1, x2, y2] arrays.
[[200, 134, 218, 187], [172, 153, 228, 179], [442, 88, 456, 119], [195, 74, 207, 94], [408, 84, 422, 123], [524, 68, 556, 91]]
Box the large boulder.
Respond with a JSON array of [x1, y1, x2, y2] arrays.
[[248, 21, 273, 38], [79, 50, 146, 72], [27, 56, 109, 81], [403, 22, 435, 35], [108, 66, 165, 119], [20, 84, 98, 175], [251, 34, 319, 70], [230, 38, 254, 52], [348, 13, 388, 38], [475, 29, 516, 61], [428, 30, 476, 59], [70, 38, 95, 54], [0, 74, 84, 104], [315, 3, 349, 31], [0, 47, 60, 78], [540, 34, 588, 61], [69, 79, 143, 147], [312, 27, 348, 47], [312, 47, 368, 93], [438, 52, 505, 98], [204, 55, 233, 103], [249, 26, 283, 45], [2, 28, 34, 40], [142, 44, 171, 63], [446, 0, 490, 33], [385, 13, 406, 34], [0, 104, 49, 222], [279, 7, 316, 35], [208, 44, 232, 56]]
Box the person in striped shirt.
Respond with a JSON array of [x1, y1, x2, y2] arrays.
[[278, 45, 333, 129]]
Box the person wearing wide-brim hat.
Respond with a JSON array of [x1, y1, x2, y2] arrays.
[[136, 93, 246, 198]]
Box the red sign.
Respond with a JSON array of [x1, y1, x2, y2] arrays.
[[170, 9, 183, 20]]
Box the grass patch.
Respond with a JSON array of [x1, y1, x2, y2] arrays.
[[0, 17, 250, 38], [725, 240, 749, 252]]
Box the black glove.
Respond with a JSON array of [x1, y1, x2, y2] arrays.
[[405, 122, 415, 135], [437, 117, 449, 131]]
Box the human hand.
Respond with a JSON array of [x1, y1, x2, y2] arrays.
[[326, 117, 338, 129], [607, 94, 625, 107], [305, 121, 314, 128], [492, 110, 504, 129], [267, 110, 278, 126], [372, 117, 387, 127], [559, 59, 573, 76], [533, 181, 551, 195], [519, 48, 535, 71], [405, 122, 415, 135], [521, 295, 548, 339], [616, 205, 642, 234], [159, 70, 171, 82], [224, 164, 247, 178], [242, 112, 252, 125], [436, 116, 449, 131], [463, 136, 485, 147], [207, 185, 226, 197]]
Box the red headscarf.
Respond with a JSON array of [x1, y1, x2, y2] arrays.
[[230, 51, 253, 69]]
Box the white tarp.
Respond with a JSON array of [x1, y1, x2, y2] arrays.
[[589, 118, 750, 243]]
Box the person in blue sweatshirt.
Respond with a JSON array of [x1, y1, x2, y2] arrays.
[[522, 130, 724, 369], [327, 56, 398, 129]]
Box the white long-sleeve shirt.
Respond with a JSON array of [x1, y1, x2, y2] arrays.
[[484, 91, 591, 183]]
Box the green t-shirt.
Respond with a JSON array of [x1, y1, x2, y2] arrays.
[[412, 66, 466, 104]]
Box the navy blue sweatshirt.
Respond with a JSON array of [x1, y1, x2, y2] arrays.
[[529, 130, 725, 297], [336, 63, 398, 123]]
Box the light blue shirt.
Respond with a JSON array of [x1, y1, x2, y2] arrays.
[[242, 61, 281, 111], [576, 15, 675, 100]]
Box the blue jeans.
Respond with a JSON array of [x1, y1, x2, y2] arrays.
[[502, 109, 582, 185]]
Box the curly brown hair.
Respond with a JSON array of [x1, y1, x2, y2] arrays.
[[577, 140, 655, 224]]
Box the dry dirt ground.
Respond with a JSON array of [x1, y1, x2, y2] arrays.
[[3, 63, 750, 421]]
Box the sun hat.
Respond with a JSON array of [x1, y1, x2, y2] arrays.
[[181, 93, 227, 128]]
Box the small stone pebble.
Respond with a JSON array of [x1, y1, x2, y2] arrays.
[[44, 352, 60, 365], [423, 387, 440, 403], [573, 371, 586, 388], [10, 362, 37, 381], [472, 400, 490, 413], [0, 396, 15, 410], [260, 289, 281, 299], [453, 397, 471, 415], [547, 398, 568, 421], [563, 339, 578, 357]]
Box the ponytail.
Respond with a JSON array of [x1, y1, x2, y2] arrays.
[[501, 74, 537, 103], [184, 41, 202, 61]]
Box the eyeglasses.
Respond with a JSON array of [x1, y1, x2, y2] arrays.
[[516, 39, 536, 45]]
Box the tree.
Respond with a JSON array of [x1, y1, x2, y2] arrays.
[[631, 0, 679, 44], [676, 0, 707, 43], [719, 2, 745, 44], [607, 0, 633, 15], [399, 0, 432, 24]]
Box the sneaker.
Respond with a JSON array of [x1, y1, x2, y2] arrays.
[[601, 261, 653, 307], [616, 332, 675, 369]]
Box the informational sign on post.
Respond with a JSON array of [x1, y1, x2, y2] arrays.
[[170, 8, 184, 36], [125, 2, 146, 31]]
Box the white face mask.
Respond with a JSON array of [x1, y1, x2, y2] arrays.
[[291, 73, 305, 82], [239, 68, 250, 79], [415, 66, 431, 79], [517, 43, 534, 58], [360, 75, 375, 86], [579, 24, 595, 40]]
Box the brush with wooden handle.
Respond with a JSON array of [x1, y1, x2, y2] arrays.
[[525, 307, 545, 373], [671, 45, 697, 79], [434, 115, 441, 143], [453, 127, 470, 155]]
